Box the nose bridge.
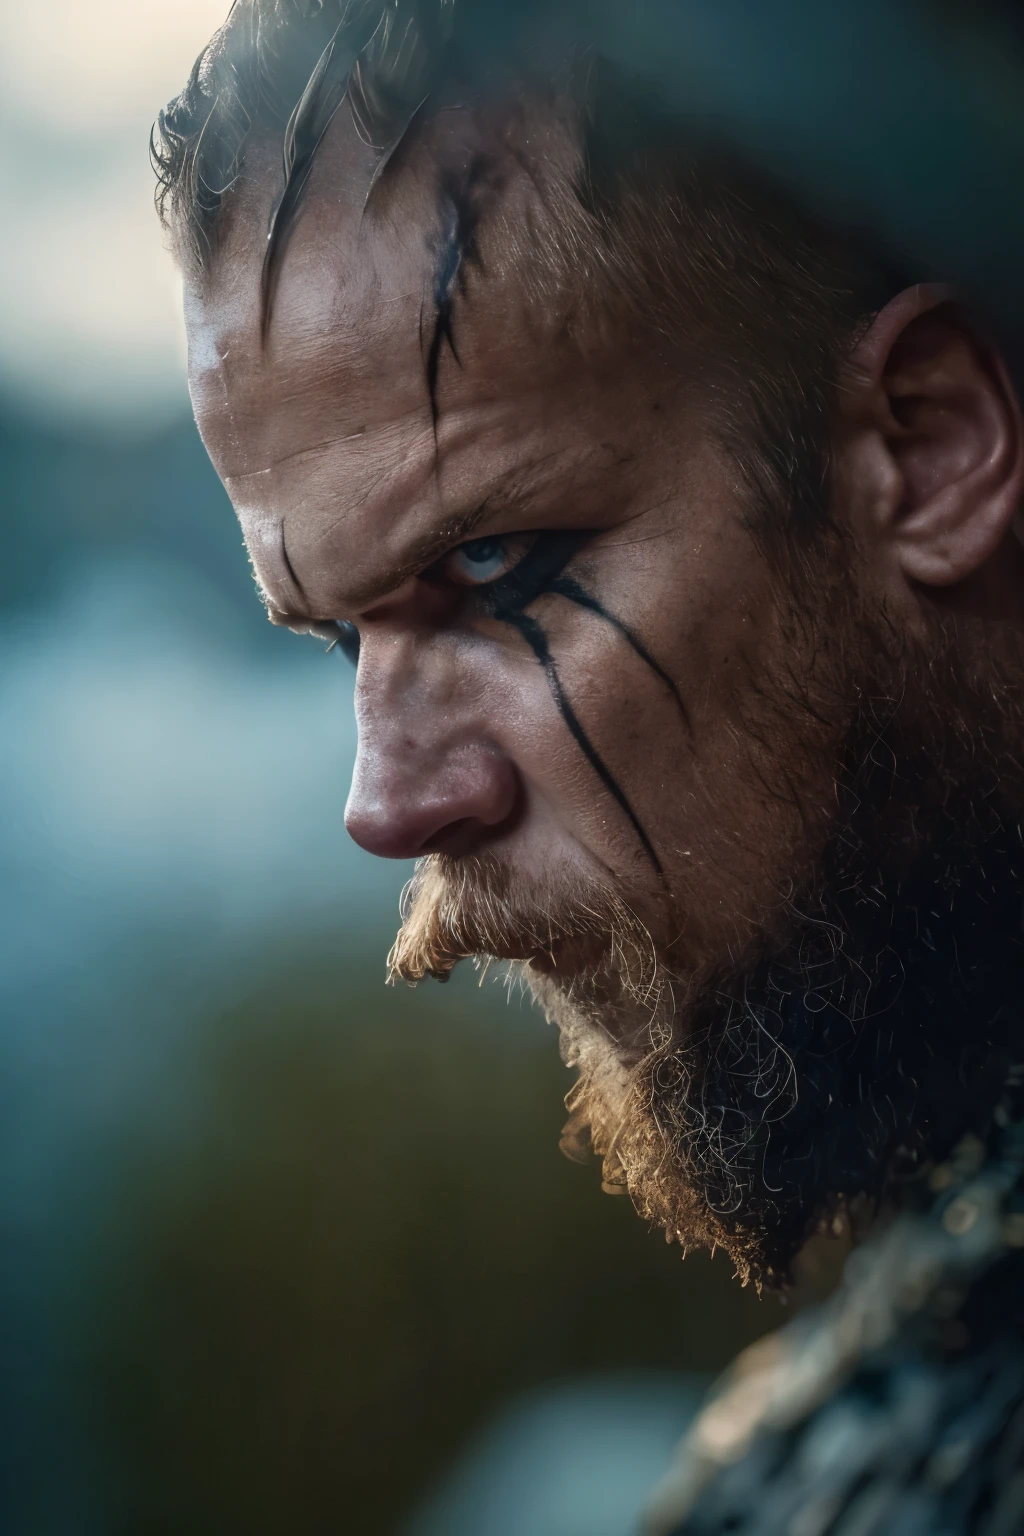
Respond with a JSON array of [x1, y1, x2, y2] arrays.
[[353, 628, 454, 768], [345, 629, 519, 860]]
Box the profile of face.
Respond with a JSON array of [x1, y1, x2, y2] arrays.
[[184, 93, 1024, 1284]]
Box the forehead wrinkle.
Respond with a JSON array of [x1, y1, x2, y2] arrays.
[[216, 385, 431, 490], [225, 429, 368, 482], [287, 417, 438, 568], [287, 456, 566, 619], [305, 436, 599, 618], [301, 427, 579, 572]]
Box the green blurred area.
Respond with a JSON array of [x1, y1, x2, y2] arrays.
[[38, 0, 1024, 1519], [67, 947, 781, 1533], [0, 403, 783, 1533]]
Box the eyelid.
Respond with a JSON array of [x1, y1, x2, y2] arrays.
[[424, 531, 538, 589]]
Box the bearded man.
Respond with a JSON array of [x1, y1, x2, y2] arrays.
[[155, 2, 1024, 1529]]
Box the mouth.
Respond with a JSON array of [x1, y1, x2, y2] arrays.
[[390, 846, 654, 991]]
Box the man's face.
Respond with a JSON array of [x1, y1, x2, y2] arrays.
[[185, 116, 1024, 1282], [189, 123, 842, 975]]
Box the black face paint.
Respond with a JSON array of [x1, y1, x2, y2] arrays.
[[543, 575, 692, 738], [326, 530, 677, 876], [501, 608, 664, 877], [480, 534, 667, 876], [483, 535, 691, 735], [424, 162, 486, 427]]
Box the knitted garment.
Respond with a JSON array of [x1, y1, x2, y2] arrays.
[[646, 1085, 1024, 1536]]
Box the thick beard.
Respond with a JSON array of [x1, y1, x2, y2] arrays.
[[534, 811, 1024, 1288], [390, 587, 1024, 1288]]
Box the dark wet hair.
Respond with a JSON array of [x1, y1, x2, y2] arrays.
[[153, 0, 903, 544], [155, 2, 520, 298]]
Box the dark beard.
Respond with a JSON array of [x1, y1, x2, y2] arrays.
[[538, 616, 1024, 1288], [624, 810, 1024, 1288], [390, 546, 1024, 1287]]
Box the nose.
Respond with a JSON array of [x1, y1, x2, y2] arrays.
[[345, 735, 521, 860]]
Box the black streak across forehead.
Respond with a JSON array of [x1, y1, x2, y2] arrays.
[[258, 4, 449, 337], [423, 160, 488, 428]]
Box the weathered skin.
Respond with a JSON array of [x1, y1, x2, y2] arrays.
[[169, 20, 1024, 1530], [185, 107, 1024, 1011]]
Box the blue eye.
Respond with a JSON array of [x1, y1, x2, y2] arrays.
[[449, 537, 511, 583], [435, 534, 537, 589]]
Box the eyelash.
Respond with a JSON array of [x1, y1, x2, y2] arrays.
[[473, 530, 587, 612], [308, 619, 360, 664], [317, 530, 588, 667]]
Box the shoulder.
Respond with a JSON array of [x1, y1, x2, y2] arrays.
[[646, 1128, 1024, 1535]]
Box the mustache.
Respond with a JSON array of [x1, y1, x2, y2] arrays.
[[387, 853, 657, 993]]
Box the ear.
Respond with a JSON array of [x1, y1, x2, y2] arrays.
[[840, 284, 1024, 588]]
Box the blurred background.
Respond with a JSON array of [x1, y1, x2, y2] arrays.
[[0, 4, 784, 1533]]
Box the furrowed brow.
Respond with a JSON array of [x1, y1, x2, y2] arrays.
[[382, 503, 492, 590], [343, 446, 580, 610], [268, 445, 576, 627], [309, 501, 492, 619]]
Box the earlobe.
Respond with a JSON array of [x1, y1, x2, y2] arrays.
[[846, 286, 1024, 590]]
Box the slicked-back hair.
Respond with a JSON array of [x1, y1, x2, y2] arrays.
[[153, 0, 904, 545]]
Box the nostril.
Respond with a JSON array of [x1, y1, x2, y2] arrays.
[[431, 784, 524, 856], [345, 750, 521, 860], [421, 813, 522, 858], [420, 817, 472, 856]]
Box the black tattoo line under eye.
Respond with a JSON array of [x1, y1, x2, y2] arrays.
[[327, 530, 680, 878], [544, 575, 692, 738], [504, 610, 664, 877], [480, 538, 689, 739], [479, 532, 586, 614], [482, 532, 667, 877]]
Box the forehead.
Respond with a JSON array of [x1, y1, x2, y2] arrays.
[[185, 106, 638, 617]]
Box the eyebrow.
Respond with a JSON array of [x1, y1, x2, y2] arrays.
[[265, 437, 582, 630], [323, 445, 578, 616], [264, 502, 491, 628], [367, 501, 492, 599]]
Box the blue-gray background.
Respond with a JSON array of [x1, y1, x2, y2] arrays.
[[0, 6, 778, 1532]]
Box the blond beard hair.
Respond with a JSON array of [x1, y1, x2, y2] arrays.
[[385, 587, 1024, 1288], [389, 850, 748, 1266]]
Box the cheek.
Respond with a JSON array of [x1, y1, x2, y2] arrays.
[[495, 567, 837, 963], [446, 545, 840, 965], [654, 611, 847, 963], [479, 606, 682, 879]]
